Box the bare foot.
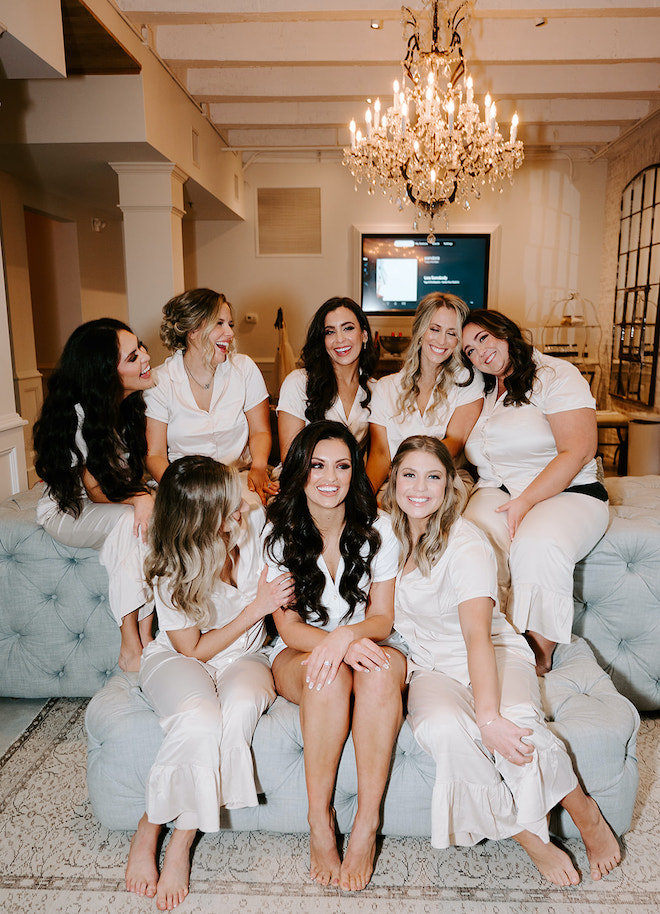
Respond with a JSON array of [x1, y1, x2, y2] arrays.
[[125, 814, 159, 898], [118, 648, 142, 673], [309, 809, 341, 887], [156, 828, 196, 911], [339, 817, 378, 892], [514, 830, 580, 886], [578, 796, 621, 880]]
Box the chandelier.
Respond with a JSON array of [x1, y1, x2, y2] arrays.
[[342, 0, 524, 240]]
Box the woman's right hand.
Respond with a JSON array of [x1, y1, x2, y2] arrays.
[[248, 568, 295, 622], [478, 715, 534, 766], [302, 626, 355, 691], [131, 492, 154, 542]]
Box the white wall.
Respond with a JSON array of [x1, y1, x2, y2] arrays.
[[185, 155, 608, 386]]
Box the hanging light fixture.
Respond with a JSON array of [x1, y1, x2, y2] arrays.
[[342, 0, 524, 240]]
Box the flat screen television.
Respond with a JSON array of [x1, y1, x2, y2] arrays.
[[359, 230, 491, 315]]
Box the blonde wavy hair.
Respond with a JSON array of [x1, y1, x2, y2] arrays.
[[382, 435, 466, 576], [159, 288, 236, 370], [396, 293, 471, 422], [145, 456, 243, 629]]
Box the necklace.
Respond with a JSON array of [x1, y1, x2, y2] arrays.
[[183, 356, 215, 390]]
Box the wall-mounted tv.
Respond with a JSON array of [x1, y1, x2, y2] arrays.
[[359, 230, 491, 315]]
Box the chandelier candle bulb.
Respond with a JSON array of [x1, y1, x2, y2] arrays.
[[393, 80, 400, 112], [401, 101, 408, 133], [365, 108, 372, 139], [466, 75, 473, 105], [374, 98, 381, 129], [349, 119, 356, 150], [447, 98, 455, 133], [510, 113, 519, 144], [489, 103, 497, 136]]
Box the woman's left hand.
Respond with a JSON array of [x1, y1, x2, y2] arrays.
[[302, 627, 355, 691], [247, 465, 279, 505], [344, 638, 391, 673], [479, 715, 534, 766], [131, 492, 154, 542]]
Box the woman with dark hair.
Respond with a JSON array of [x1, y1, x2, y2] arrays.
[[461, 310, 609, 674], [366, 292, 483, 493], [385, 436, 620, 885], [126, 456, 293, 909], [33, 318, 154, 671], [264, 421, 407, 892], [145, 288, 276, 504], [276, 297, 378, 461]]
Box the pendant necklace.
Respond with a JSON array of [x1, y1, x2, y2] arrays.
[[183, 356, 215, 390]]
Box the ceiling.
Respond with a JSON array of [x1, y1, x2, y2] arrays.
[[111, 0, 660, 162]]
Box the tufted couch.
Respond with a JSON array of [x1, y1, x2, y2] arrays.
[[1, 477, 659, 708], [85, 636, 640, 841]]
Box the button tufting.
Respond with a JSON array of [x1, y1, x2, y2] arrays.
[[57, 670, 65, 678], [78, 632, 85, 640]]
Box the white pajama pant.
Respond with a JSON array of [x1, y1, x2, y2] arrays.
[[38, 498, 151, 627], [463, 487, 609, 643], [139, 648, 275, 833], [408, 648, 578, 849]]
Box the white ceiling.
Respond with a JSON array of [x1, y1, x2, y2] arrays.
[[113, 0, 660, 162]]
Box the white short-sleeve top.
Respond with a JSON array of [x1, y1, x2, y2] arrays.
[[144, 349, 269, 469], [147, 505, 267, 673], [394, 516, 533, 686], [464, 350, 598, 497], [264, 514, 398, 656], [369, 367, 483, 457], [276, 368, 374, 447]]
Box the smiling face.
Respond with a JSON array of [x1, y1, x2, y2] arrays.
[[303, 437, 353, 514], [116, 329, 151, 397], [188, 301, 235, 366], [462, 323, 511, 378], [419, 306, 460, 372], [395, 448, 448, 528], [323, 306, 368, 369]]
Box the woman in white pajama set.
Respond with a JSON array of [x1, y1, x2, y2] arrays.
[[385, 435, 621, 886], [125, 455, 294, 910], [462, 311, 609, 675], [276, 296, 378, 462], [145, 288, 276, 506], [366, 293, 483, 495], [33, 319, 155, 672]]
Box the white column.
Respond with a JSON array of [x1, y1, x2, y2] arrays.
[[110, 162, 188, 359], [0, 234, 28, 498]]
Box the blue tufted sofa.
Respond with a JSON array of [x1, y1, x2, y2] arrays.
[[1, 477, 659, 708]]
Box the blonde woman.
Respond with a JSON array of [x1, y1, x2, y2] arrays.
[[125, 456, 294, 910], [145, 288, 276, 504], [366, 292, 483, 493], [385, 436, 620, 886]]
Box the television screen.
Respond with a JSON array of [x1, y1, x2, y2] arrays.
[[360, 232, 490, 315]]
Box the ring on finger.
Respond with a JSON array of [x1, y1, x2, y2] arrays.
[[323, 660, 331, 667]]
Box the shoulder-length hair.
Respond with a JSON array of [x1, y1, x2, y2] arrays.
[[462, 309, 536, 405], [145, 456, 243, 629], [264, 420, 380, 625], [159, 288, 235, 368], [300, 297, 377, 425], [397, 293, 471, 420], [382, 435, 466, 576], [33, 318, 148, 518]]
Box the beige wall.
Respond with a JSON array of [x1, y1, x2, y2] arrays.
[[185, 155, 608, 390]]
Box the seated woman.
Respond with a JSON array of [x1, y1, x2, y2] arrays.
[[385, 435, 621, 885], [145, 288, 276, 505], [125, 455, 294, 910], [276, 297, 378, 461], [33, 318, 154, 672], [264, 421, 407, 892], [461, 310, 609, 674], [366, 292, 483, 493]]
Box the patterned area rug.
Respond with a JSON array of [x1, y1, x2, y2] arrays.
[[0, 699, 659, 914]]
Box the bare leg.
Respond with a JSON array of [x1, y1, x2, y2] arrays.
[[340, 649, 406, 892], [525, 631, 556, 676], [139, 609, 155, 648], [273, 649, 350, 888], [156, 827, 196, 910], [125, 813, 160, 897], [513, 828, 580, 886], [118, 609, 144, 672], [560, 787, 621, 880]]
